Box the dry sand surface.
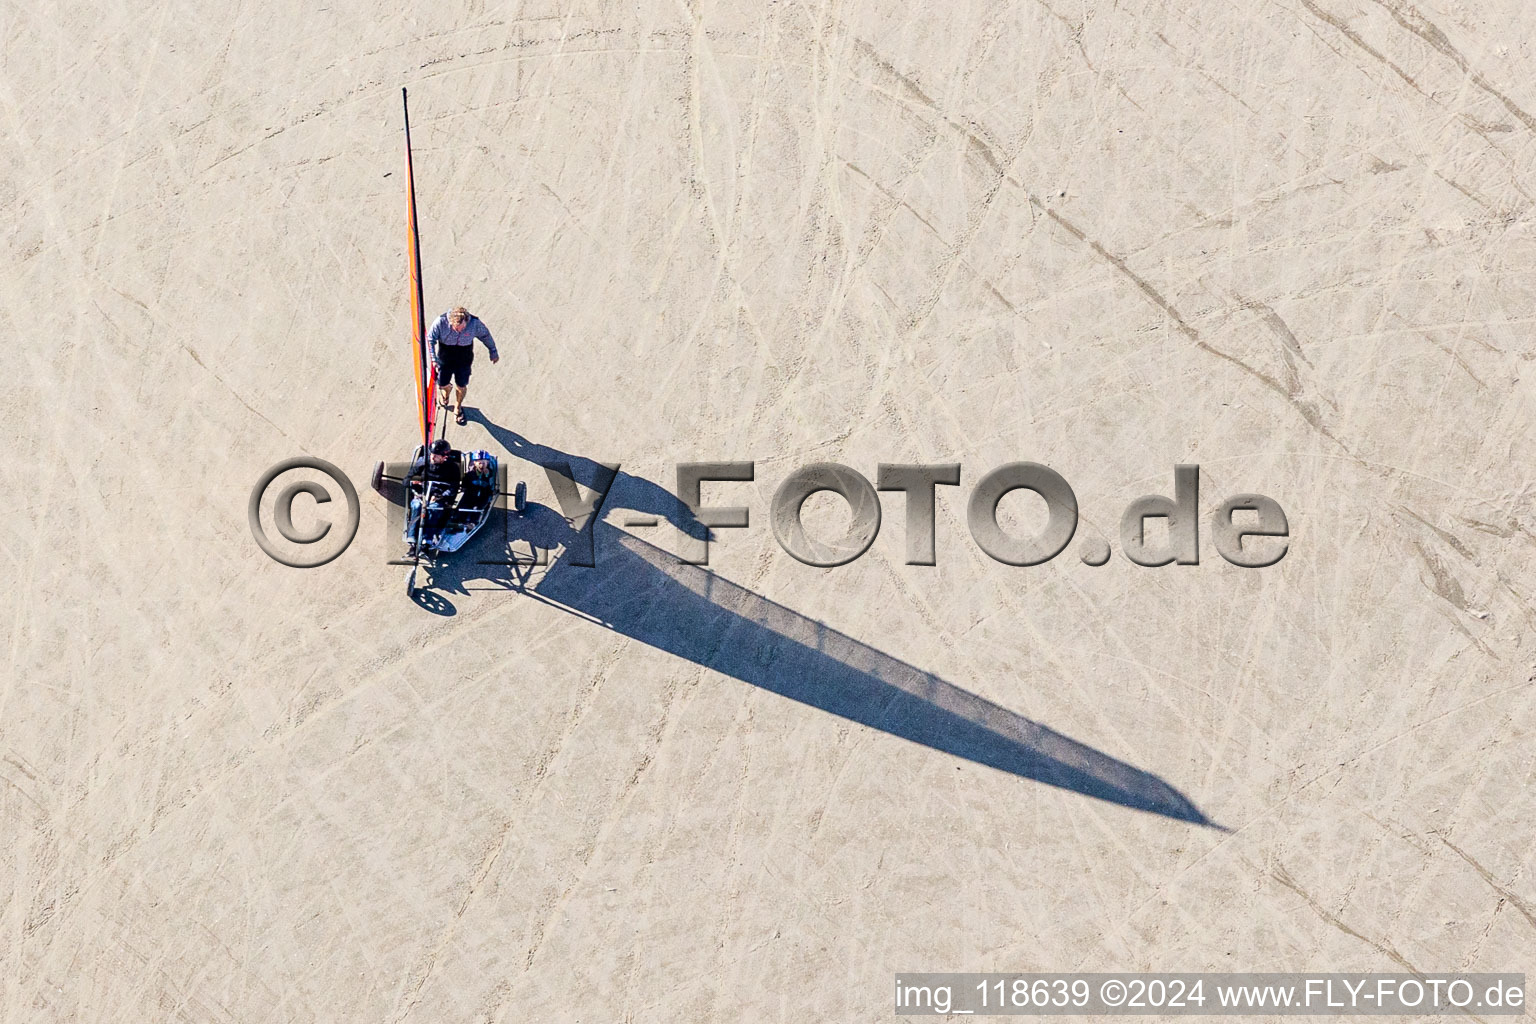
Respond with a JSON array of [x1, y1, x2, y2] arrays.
[[5, 0, 1536, 1019]]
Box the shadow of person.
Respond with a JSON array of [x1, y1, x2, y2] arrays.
[[520, 517, 1216, 827], [460, 408, 706, 540]]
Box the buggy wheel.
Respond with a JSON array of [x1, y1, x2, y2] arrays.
[[406, 566, 417, 596], [371, 460, 385, 494], [514, 480, 527, 514]]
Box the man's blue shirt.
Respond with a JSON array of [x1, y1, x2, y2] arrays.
[[428, 313, 498, 361]]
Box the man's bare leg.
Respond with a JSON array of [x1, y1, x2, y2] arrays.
[[454, 386, 468, 423], [438, 385, 452, 411]]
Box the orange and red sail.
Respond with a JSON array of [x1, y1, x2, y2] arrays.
[[403, 87, 434, 452]]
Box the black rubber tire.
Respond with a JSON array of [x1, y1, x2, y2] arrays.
[[514, 480, 527, 514], [371, 460, 385, 494]]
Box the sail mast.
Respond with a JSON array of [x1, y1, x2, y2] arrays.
[[403, 87, 433, 453]]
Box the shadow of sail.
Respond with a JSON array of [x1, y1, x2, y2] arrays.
[[526, 520, 1214, 825]]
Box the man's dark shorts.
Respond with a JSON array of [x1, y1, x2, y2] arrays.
[[436, 344, 473, 386]]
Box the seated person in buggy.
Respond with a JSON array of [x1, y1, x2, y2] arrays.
[[408, 438, 464, 543], [459, 451, 496, 513], [406, 441, 499, 555]]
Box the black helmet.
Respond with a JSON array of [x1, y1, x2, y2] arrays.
[[430, 439, 452, 455]]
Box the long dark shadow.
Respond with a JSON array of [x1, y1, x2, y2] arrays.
[[428, 421, 1216, 826], [541, 524, 1212, 825]]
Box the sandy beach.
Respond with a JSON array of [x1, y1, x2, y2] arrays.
[[4, 0, 1534, 1019]]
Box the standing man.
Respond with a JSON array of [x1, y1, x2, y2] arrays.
[[429, 305, 499, 425]]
